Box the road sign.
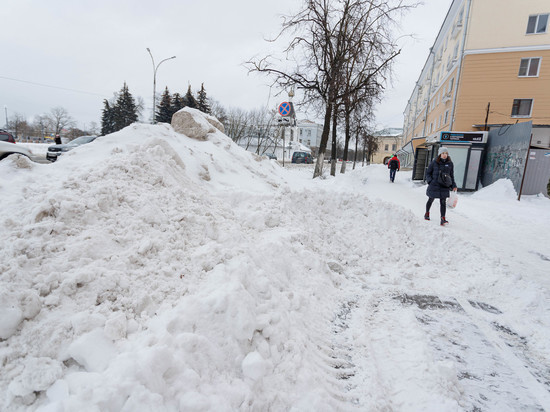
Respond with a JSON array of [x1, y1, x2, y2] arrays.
[[278, 102, 292, 117]]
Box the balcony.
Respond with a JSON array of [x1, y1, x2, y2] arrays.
[[452, 21, 463, 39], [446, 58, 458, 71]]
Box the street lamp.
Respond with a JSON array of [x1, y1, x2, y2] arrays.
[[146, 48, 176, 124]]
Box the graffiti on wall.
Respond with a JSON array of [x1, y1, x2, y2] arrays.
[[481, 122, 532, 192], [483, 145, 525, 186]]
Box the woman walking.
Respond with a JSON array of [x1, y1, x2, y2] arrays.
[[424, 147, 457, 226]]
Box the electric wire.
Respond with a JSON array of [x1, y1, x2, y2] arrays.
[[0, 75, 109, 98]]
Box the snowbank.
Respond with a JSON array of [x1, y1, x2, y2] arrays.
[[471, 178, 518, 201], [1, 112, 549, 411]]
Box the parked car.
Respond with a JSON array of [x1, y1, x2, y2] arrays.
[[265, 153, 277, 160], [0, 140, 33, 161], [46, 135, 97, 162], [0, 130, 16, 143], [292, 151, 314, 164]]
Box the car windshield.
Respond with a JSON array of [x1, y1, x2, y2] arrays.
[[69, 136, 96, 145]]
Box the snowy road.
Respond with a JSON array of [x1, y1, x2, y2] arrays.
[[1, 123, 549, 411], [316, 164, 550, 411]]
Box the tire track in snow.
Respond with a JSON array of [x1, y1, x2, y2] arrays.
[[455, 296, 550, 410]]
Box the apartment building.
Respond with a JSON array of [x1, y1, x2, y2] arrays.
[[403, 0, 550, 147]]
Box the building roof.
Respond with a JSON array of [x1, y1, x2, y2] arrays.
[[374, 128, 403, 137]]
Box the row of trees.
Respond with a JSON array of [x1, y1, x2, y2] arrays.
[[249, 0, 410, 177], [209, 99, 380, 166], [100, 83, 213, 134], [155, 84, 211, 124], [6, 107, 98, 141]]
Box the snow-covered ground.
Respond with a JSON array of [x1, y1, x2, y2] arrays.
[[1, 115, 549, 411], [16, 143, 51, 156]]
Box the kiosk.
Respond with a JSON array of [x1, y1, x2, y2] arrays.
[[412, 131, 488, 191]]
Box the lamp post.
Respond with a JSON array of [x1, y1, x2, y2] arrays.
[[146, 48, 176, 124]]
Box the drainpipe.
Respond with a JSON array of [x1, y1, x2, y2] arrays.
[[422, 48, 436, 137], [449, 0, 473, 131]]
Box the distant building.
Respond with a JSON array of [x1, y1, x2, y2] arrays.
[[237, 131, 311, 161], [372, 128, 403, 164], [297, 119, 324, 156], [403, 0, 550, 147]]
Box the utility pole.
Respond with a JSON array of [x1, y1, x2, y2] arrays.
[[484, 102, 490, 131]]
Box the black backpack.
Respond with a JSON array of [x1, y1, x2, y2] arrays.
[[438, 169, 452, 187], [389, 159, 398, 169]]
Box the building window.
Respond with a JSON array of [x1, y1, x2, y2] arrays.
[[444, 110, 449, 124], [392, 144, 396, 151], [384, 144, 389, 151], [511, 99, 533, 117], [526, 14, 548, 34], [307, 140, 311, 146], [518, 58, 541, 77], [307, 130, 311, 137], [448, 78, 454, 93], [300, 129, 303, 135]]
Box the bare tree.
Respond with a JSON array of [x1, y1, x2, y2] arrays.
[[249, 0, 412, 178], [248, 107, 278, 155], [7, 113, 30, 139], [364, 132, 378, 164], [46, 107, 75, 136], [88, 121, 100, 136], [31, 115, 50, 139], [223, 107, 250, 143], [210, 100, 228, 125]]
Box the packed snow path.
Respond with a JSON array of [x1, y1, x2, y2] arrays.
[[1, 121, 549, 411]]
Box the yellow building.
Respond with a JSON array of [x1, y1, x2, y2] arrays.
[[403, 0, 550, 147], [372, 128, 403, 164]]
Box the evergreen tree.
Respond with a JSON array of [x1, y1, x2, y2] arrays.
[[171, 92, 185, 116], [196, 83, 211, 114], [113, 82, 138, 131], [183, 85, 197, 109], [155, 87, 173, 123], [100, 100, 115, 135]]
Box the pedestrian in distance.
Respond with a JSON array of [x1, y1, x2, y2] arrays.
[[55, 134, 62, 145], [424, 147, 457, 226], [388, 154, 400, 182]]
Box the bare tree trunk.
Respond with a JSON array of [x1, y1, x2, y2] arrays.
[[330, 104, 338, 176], [362, 135, 366, 167], [313, 102, 333, 178], [340, 106, 351, 174], [353, 132, 359, 170]]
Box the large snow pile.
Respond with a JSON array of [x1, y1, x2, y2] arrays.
[[1, 110, 550, 411]]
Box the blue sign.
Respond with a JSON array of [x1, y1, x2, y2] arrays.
[[278, 102, 291, 117], [440, 131, 484, 142]]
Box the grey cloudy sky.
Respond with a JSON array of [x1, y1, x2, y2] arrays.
[[2, 0, 451, 131]]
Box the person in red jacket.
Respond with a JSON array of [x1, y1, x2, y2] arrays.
[[387, 154, 400, 182]]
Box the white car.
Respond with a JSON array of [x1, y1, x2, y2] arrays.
[[0, 141, 34, 161]]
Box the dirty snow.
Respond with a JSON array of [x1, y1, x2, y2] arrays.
[[1, 116, 549, 411]]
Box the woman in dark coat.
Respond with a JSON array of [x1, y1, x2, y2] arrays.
[[424, 147, 457, 226]]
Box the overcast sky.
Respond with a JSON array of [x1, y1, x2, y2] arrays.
[[2, 0, 451, 132]]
